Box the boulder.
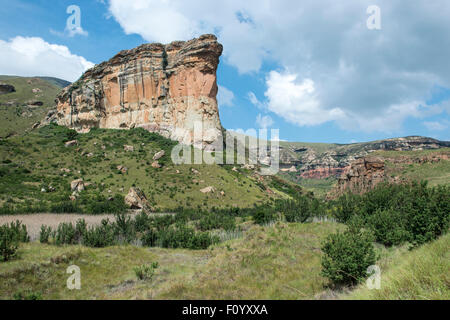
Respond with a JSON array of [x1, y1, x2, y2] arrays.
[[151, 161, 162, 168], [124, 145, 134, 152], [117, 165, 128, 173], [153, 150, 165, 161], [125, 187, 149, 209], [200, 186, 216, 194], [65, 140, 78, 147], [70, 179, 85, 192]]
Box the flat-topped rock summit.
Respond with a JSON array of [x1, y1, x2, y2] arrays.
[[47, 34, 223, 148]]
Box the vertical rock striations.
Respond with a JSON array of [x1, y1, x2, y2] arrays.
[[50, 34, 223, 148]]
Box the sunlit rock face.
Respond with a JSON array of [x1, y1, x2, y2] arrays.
[[52, 34, 223, 148]]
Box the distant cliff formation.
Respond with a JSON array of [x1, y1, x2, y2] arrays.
[[329, 150, 450, 197], [47, 34, 223, 148], [279, 136, 450, 180]]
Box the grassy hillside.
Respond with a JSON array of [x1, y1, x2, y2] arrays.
[[0, 76, 66, 138], [0, 124, 296, 213], [343, 233, 450, 300]]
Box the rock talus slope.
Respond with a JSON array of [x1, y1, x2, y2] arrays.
[[49, 34, 223, 148]]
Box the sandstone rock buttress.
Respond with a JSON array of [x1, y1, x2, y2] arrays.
[[50, 34, 223, 148]]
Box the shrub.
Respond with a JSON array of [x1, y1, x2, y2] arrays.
[[84, 194, 127, 214], [134, 211, 151, 233], [145, 226, 218, 249], [82, 220, 116, 248], [39, 225, 53, 244], [141, 229, 158, 247], [114, 212, 135, 243], [321, 228, 376, 286], [7, 220, 30, 243], [0, 225, 19, 262], [54, 223, 77, 245], [277, 195, 316, 223], [333, 182, 450, 247], [197, 213, 236, 231], [365, 209, 410, 246], [332, 193, 361, 223], [252, 208, 277, 225], [13, 290, 42, 300], [134, 262, 159, 281]]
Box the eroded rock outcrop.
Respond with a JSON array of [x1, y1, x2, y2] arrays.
[[49, 34, 223, 148], [332, 157, 386, 195], [278, 136, 450, 180]]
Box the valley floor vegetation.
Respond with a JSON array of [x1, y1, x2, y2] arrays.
[[0, 125, 448, 300], [0, 180, 448, 299]]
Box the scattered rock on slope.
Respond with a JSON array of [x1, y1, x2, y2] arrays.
[[125, 187, 151, 210], [70, 179, 85, 192], [153, 150, 165, 161]]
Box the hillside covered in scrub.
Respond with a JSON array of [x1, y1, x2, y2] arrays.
[[0, 124, 301, 214], [0, 76, 68, 139]]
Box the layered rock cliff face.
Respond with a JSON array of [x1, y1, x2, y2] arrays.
[[330, 150, 450, 196], [333, 157, 386, 195], [49, 34, 223, 148]]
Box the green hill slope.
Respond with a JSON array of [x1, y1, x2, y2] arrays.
[[0, 76, 67, 138], [0, 124, 296, 213]]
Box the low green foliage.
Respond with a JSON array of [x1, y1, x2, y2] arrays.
[[134, 262, 159, 281], [252, 208, 278, 225], [39, 225, 53, 244], [0, 225, 19, 262], [13, 290, 43, 300], [321, 228, 376, 286], [0, 220, 29, 261], [332, 182, 450, 247]]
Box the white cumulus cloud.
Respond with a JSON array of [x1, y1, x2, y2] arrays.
[[107, 0, 450, 132], [264, 70, 344, 127], [0, 36, 94, 82]]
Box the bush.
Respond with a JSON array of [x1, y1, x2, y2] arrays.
[[366, 209, 410, 246], [6, 220, 30, 243], [143, 226, 218, 250], [321, 228, 376, 286], [39, 225, 53, 244], [197, 212, 236, 231], [134, 211, 151, 233], [114, 212, 135, 243], [82, 220, 116, 248], [0, 225, 19, 262], [277, 195, 317, 223], [332, 193, 361, 223], [141, 229, 158, 247], [134, 262, 159, 281], [13, 290, 43, 300], [252, 208, 277, 225], [84, 194, 127, 214], [332, 182, 450, 247]]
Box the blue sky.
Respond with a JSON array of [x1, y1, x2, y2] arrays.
[[1, 0, 449, 143]]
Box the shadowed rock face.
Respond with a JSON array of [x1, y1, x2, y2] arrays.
[[51, 34, 223, 148]]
